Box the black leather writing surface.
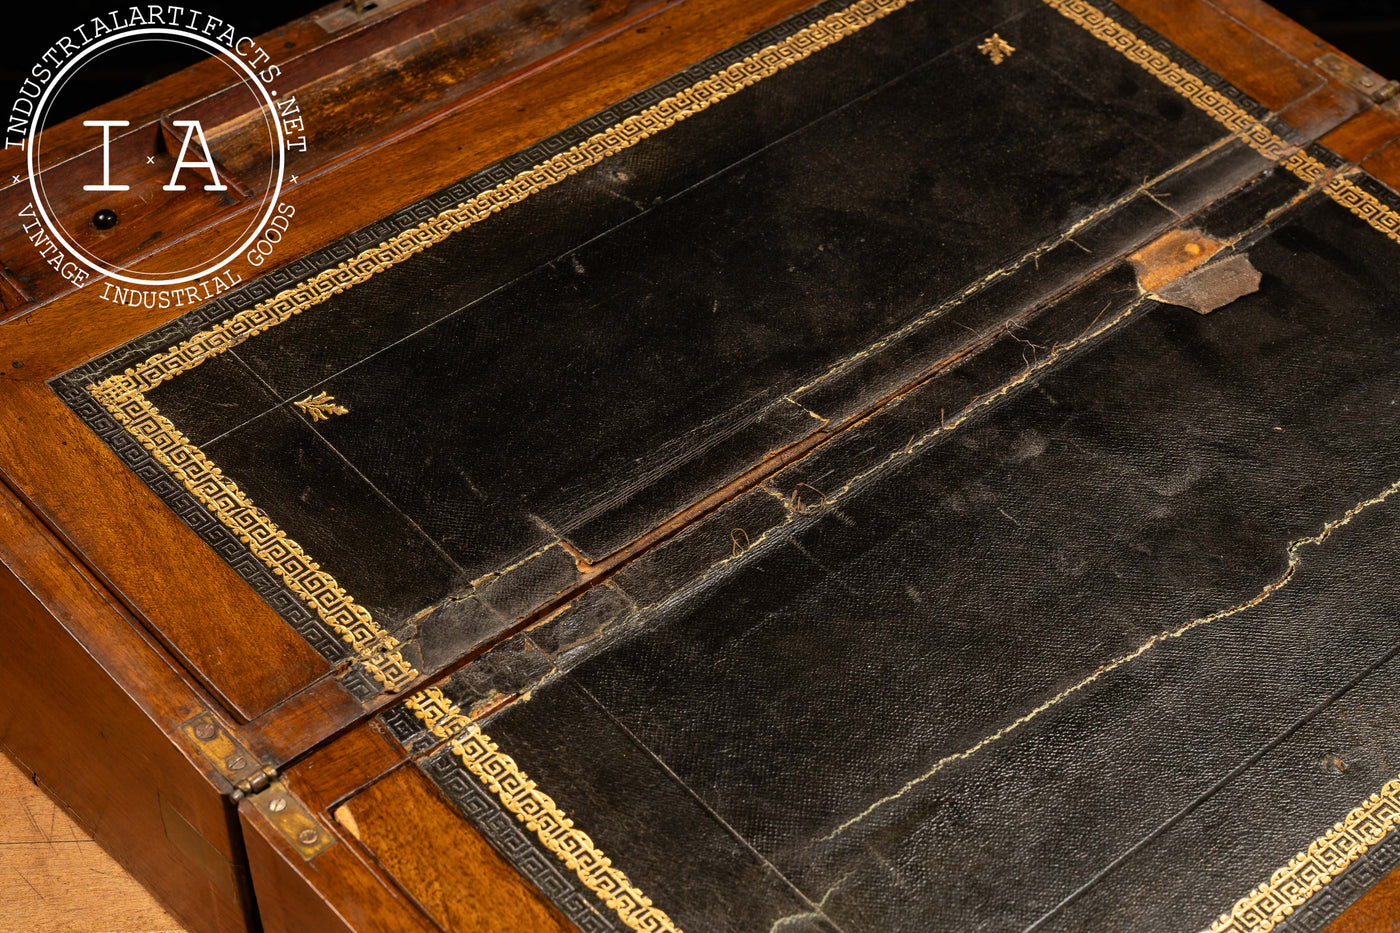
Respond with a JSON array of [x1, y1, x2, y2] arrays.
[[57, 0, 1259, 687], [419, 188, 1400, 932], [53, 0, 1400, 926]]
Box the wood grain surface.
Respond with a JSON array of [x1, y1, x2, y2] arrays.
[[0, 751, 186, 933], [0, 1, 1398, 932]]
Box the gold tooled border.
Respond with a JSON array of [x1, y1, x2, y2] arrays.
[[1205, 774, 1400, 933], [407, 688, 683, 933], [84, 0, 1400, 924], [86, 376, 418, 691], [1043, 0, 1400, 245], [85, 0, 923, 692]]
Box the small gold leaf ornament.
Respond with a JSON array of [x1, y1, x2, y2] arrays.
[[294, 391, 349, 422], [978, 33, 1015, 65]]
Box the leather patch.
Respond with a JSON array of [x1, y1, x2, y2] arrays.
[[1129, 227, 1225, 293], [1129, 227, 1261, 313], [1154, 254, 1263, 315]]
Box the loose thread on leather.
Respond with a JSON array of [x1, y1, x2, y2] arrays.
[[821, 474, 1400, 843]]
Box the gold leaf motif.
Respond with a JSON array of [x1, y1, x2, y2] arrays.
[[85, 0, 1400, 926], [294, 391, 349, 422], [978, 33, 1015, 64]]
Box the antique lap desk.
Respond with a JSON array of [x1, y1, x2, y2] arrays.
[[3, 0, 1400, 931]]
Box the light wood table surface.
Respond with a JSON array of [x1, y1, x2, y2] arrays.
[[0, 750, 185, 933]]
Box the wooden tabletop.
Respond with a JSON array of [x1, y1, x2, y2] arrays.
[[0, 751, 184, 933]]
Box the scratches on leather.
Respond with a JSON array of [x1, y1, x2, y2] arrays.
[[767, 873, 853, 933], [820, 474, 1400, 844], [499, 289, 1151, 693], [792, 296, 1146, 516]]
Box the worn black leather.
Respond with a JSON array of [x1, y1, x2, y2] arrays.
[[430, 188, 1400, 933], [52, 0, 1400, 928], [57, 0, 1258, 680]]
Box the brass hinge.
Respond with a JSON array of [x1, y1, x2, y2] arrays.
[[1315, 53, 1400, 107], [246, 780, 335, 860], [179, 712, 277, 801]]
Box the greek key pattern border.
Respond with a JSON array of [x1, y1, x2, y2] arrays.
[[59, 0, 920, 694], [84, 376, 418, 692], [409, 688, 670, 933], [51, 383, 349, 664], [423, 749, 627, 933], [1045, 0, 1400, 245], [1205, 774, 1400, 933], [1273, 819, 1400, 933]]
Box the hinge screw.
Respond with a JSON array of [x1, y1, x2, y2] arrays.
[[193, 722, 217, 740], [225, 755, 247, 771], [268, 797, 287, 813], [297, 828, 320, 845]]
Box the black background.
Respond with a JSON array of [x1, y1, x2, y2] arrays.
[[4, 1, 1399, 132]]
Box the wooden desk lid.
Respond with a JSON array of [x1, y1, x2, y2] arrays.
[[9, 0, 1400, 927]]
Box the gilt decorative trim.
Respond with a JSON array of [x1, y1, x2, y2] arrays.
[[84, 376, 418, 692], [1320, 175, 1400, 244], [406, 687, 473, 741], [1044, 0, 1400, 245], [411, 687, 681, 933], [454, 726, 682, 933], [294, 391, 349, 421], [1204, 774, 1400, 933]]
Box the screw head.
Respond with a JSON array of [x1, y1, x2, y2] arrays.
[[193, 722, 217, 740], [225, 755, 247, 771], [268, 797, 287, 813], [92, 208, 118, 230], [297, 828, 320, 845]]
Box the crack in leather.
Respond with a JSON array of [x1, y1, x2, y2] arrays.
[[821, 475, 1400, 845]]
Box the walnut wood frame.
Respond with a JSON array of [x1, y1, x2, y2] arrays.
[[1, 0, 1398, 931]]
